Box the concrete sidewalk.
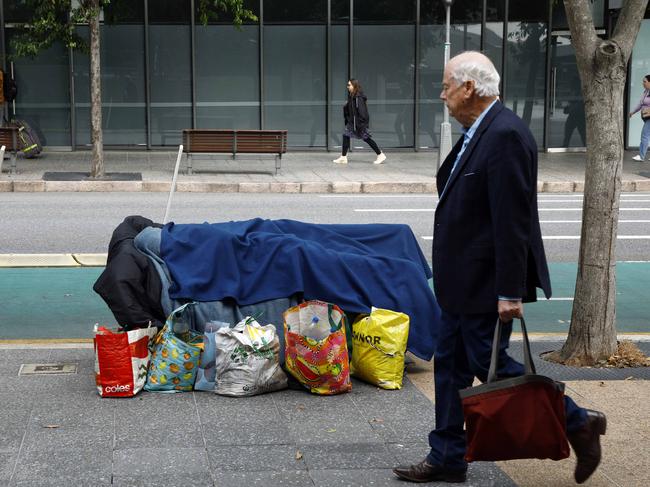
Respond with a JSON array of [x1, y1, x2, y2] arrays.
[[0, 341, 648, 486], [1, 149, 650, 193]]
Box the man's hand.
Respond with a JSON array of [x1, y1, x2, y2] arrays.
[[498, 299, 523, 322]]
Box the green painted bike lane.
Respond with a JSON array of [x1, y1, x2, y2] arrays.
[[1, 263, 648, 340]]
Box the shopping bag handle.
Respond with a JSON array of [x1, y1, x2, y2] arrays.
[[487, 317, 536, 383]]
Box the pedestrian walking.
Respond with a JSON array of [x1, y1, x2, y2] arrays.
[[332, 79, 387, 165], [392, 51, 606, 485], [629, 74, 650, 161]]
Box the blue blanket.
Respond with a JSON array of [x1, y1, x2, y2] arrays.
[[161, 219, 440, 360]]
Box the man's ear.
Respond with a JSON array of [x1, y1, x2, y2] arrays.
[[463, 80, 475, 98]]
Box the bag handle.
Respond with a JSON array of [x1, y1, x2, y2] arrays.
[[487, 317, 536, 383]]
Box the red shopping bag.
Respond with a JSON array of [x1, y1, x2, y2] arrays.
[[94, 324, 157, 397], [460, 318, 570, 462]]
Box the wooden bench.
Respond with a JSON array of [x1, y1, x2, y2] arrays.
[[0, 126, 19, 175], [182, 129, 288, 175]]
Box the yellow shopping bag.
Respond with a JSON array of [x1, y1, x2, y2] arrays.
[[351, 307, 409, 390]]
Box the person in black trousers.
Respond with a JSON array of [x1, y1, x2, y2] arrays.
[[333, 79, 387, 165]]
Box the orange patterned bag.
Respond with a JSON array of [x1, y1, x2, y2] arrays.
[[283, 300, 351, 395]]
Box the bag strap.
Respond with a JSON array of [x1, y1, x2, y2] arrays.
[[487, 317, 536, 383]]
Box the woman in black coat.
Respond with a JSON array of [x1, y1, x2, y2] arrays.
[[333, 79, 386, 165]]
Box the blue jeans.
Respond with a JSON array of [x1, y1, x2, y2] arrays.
[[640, 118, 650, 159], [426, 310, 588, 471]]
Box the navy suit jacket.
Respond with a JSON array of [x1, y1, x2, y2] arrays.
[[432, 101, 552, 314]]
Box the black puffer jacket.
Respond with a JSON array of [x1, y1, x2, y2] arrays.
[[93, 215, 166, 330], [343, 91, 370, 136]]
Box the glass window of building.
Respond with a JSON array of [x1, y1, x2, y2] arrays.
[[73, 3, 146, 147], [3, 0, 41, 23], [505, 0, 548, 148], [419, 0, 482, 148], [330, 0, 350, 151], [6, 35, 71, 147], [628, 19, 650, 149], [148, 0, 191, 146], [263, 0, 327, 147], [331, 0, 350, 23], [484, 0, 505, 82], [354, 0, 416, 148], [195, 0, 260, 132]]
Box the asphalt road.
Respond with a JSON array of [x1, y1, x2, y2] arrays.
[[1, 192, 650, 262], [2, 191, 649, 337]]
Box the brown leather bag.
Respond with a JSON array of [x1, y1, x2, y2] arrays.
[[641, 107, 650, 120]]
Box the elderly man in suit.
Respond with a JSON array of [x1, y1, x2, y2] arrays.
[[393, 51, 606, 484]]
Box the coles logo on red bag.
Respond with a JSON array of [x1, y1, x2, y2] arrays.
[[103, 384, 131, 394]]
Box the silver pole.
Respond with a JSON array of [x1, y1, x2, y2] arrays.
[[437, 3, 453, 171], [163, 145, 184, 224]]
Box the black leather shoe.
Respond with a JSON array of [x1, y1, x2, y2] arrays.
[[393, 459, 467, 483], [568, 409, 607, 484]]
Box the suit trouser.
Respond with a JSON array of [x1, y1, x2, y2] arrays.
[[427, 310, 588, 470]]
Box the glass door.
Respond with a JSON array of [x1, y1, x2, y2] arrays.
[[546, 33, 586, 150]]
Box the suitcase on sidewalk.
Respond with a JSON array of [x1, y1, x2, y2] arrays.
[[12, 118, 43, 158], [3, 118, 43, 158]]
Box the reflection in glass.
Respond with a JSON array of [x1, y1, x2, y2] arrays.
[[73, 26, 147, 146], [8, 38, 71, 146], [329, 25, 349, 150], [505, 21, 547, 147], [485, 0, 505, 83], [354, 25, 415, 148], [419, 15, 480, 148], [149, 0, 191, 146], [263, 25, 326, 147], [195, 26, 260, 130], [548, 35, 585, 148], [628, 20, 650, 148], [149, 21, 191, 145]]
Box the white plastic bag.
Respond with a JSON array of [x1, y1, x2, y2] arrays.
[[213, 316, 287, 396]]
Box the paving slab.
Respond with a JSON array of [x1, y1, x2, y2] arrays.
[[113, 448, 211, 477]]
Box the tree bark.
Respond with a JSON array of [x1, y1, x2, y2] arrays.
[[89, 0, 104, 178], [552, 0, 648, 366]]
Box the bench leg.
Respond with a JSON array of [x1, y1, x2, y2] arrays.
[[275, 154, 281, 175], [187, 153, 193, 175], [10, 151, 17, 176]]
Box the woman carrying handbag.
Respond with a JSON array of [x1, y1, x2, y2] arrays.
[[629, 74, 650, 161]]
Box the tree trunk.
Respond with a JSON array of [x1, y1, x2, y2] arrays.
[[551, 0, 648, 366], [89, 0, 104, 178], [556, 40, 623, 365]]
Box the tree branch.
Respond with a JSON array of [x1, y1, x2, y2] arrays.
[[563, 0, 599, 69], [612, 0, 649, 59]]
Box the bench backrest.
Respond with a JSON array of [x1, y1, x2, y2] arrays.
[[183, 129, 287, 154], [0, 126, 19, 151]]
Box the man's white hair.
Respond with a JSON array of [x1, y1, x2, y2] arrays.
[[449, 51, 500, 97]]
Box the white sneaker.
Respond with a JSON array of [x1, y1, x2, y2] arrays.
[[333, 155, 348, 164], [373, 152, 387, 165], [633, 155, 644, 161]]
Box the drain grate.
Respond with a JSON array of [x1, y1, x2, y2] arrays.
[[19, 363, 78, 375]]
